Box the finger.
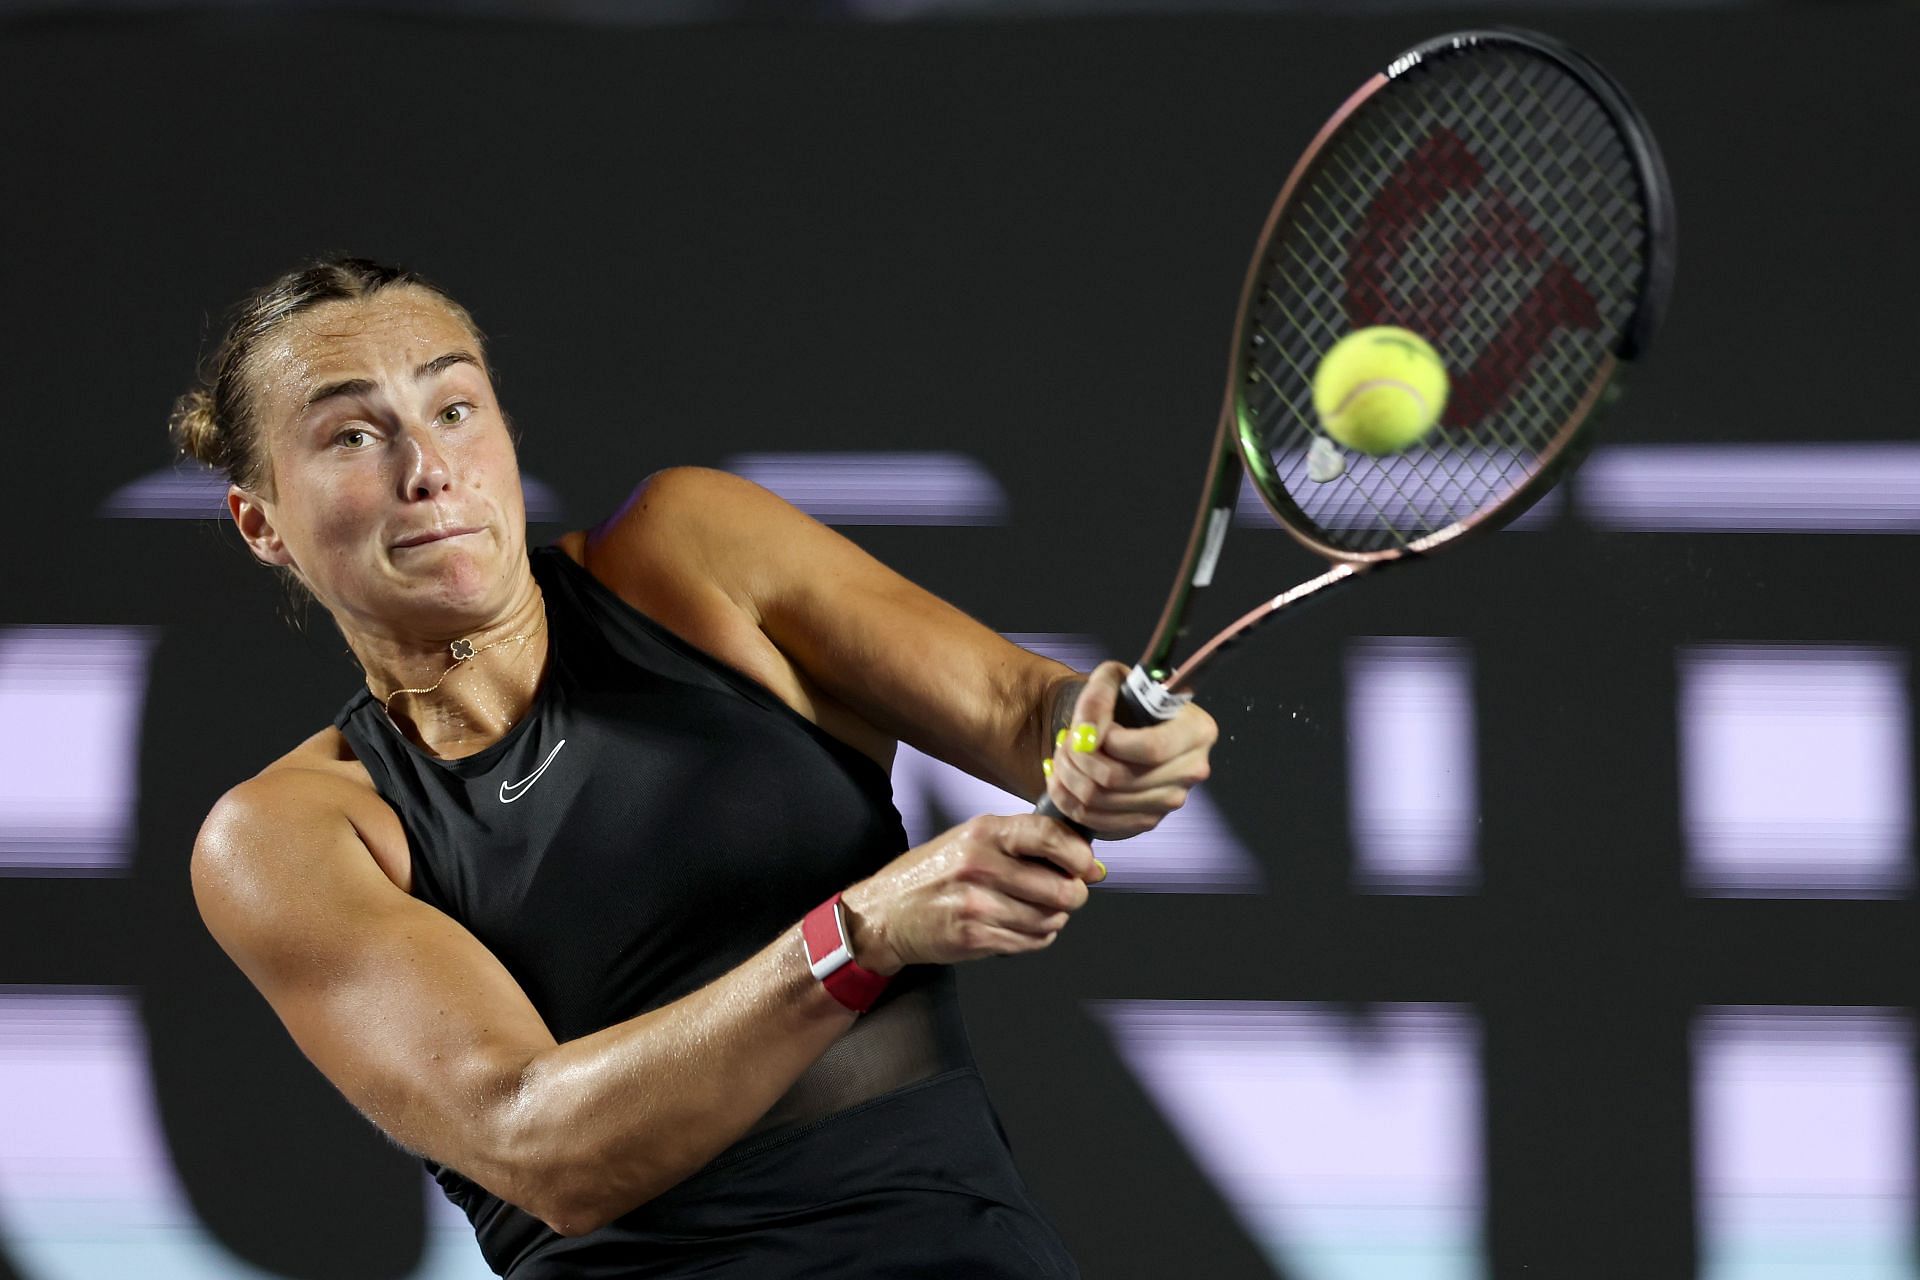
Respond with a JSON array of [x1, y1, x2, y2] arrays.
[[956, 879, 1072, 940], [991, 813, 1099, 882], [993, 903, 1075, 939], [1052, 744, 1152, 805], [1049, 722, 1140, 795], [990, 921, 1067, 950], [1039, 778, 1158, 841], [1056, 744, 1210, 795], [1097, 703, 1219, 766], [1052, 729, 1208, 796], [995, 858, 1093, 914], [1074, 784, 1194, 818], [1072, 813, 1157, 840], [1043, 764, 1124, 838], [958, 916, 1067, 953], [1064, 661, 1128, 754], [1049, 759, 1190, 822]]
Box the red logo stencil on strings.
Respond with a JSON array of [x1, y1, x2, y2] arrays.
[[1344, 129, 1599, 427]]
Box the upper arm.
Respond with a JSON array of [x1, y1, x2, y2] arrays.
[[190, 772, 558, 1212], [594, 466, 1078, 795]]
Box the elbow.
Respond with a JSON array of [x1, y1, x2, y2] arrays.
[[532, 1198, 612, 1240], [482, 1067, 661, 1239], [518, 1165, 662, 1239], [494, 1149, 626, 1239], [487, 1124, 623, 1238]]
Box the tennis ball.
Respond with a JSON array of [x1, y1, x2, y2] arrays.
[[1311, 327, 1450, 455]]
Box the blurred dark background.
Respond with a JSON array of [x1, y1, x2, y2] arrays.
[[1, 3, 1917, 1278]]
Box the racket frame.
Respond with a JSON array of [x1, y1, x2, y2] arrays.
[[1135, 26, 1675, 702]]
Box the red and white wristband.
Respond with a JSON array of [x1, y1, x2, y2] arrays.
[[801, 892, 891, 1014]]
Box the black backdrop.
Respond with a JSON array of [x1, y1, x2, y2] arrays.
[[2, 7, 1918, 1278]]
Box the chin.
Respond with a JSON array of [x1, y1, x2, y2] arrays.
[[380, 545, 495, 601]]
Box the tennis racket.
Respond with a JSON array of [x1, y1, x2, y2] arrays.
[[1037, 27, 1676, 836]]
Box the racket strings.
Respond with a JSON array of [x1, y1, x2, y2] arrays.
[[1447, 63, 1642, 333], [1261, 215, 1489, 542], [1392, 59, 1639, 390], [1332, 102, 1602, 485], [1239, 44, 1653, 553], [1269, 168, 1528, 535]]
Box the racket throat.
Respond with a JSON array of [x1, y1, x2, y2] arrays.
[[1167, 560, 1368, 694]]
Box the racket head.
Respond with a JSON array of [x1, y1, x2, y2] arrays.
[[1228, 27, 1676, 564]]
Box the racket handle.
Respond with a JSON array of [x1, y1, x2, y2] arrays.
[[1033, 665, 1191, 842], [1033, 795, 1094, 841], [1114, 663, 1191, 729]]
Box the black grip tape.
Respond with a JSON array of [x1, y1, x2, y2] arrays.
[[1033, 795, 1095, 842]]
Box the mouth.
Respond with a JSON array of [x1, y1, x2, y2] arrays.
[[392, 525, 484, 549]]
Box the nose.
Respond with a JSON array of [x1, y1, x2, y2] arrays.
[[399, 425, 453, 500]]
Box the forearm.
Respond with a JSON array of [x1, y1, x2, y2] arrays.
[[493, 912, 883, 1235], [920, 660, 1083, 802]]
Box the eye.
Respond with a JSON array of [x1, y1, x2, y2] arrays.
[[335, 426, 373, 449], [438, 402, 475, 426]]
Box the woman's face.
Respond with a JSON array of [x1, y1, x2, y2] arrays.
[[232, 287, 528, 637]]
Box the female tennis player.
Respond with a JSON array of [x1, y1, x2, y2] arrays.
[[179, 258, 1216, 1278]]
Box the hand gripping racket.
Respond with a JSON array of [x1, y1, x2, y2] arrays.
[[1037, 27, 1676, 836]]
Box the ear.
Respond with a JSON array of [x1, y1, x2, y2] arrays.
[[229, 485, 294, 568]]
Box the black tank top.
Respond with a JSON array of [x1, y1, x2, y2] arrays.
[[333, 543, 982, 1275]]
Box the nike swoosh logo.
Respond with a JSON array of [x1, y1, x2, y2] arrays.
[[500, 739, 567, 804]]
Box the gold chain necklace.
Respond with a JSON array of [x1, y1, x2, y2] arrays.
[[381, 612, 548, 717]]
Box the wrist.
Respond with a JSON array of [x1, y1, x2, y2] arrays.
[[801, 893, 893, 1015], [1044, 674, 1086, 752], [836, 882, 904, 977]]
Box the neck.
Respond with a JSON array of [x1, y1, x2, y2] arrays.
[[353, 582, 551, 761]]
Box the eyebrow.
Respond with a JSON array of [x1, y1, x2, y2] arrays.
[[302, 350, 481, 411]]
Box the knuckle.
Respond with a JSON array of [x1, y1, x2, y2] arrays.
[[953, 850, 991, 883]]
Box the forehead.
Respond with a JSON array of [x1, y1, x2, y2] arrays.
[[251, 288, 482, 415]]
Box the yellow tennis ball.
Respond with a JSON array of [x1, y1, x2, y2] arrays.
[[1311, 327, 1450, 456]]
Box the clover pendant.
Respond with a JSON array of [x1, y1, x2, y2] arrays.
[[449, 639, 476, 661]]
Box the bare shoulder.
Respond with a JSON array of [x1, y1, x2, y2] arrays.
[[574, 465, 798, 655], [580, 466, 789, 617], [186, 739, 562, 1198], [607, 464, 774, 520], [197, 726, 413, 898]]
